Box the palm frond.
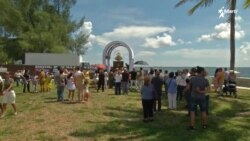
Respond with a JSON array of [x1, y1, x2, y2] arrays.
[[176, 0, 214, 15], [188, 0, 214, 15], [175, 0, 189, 8], [244, 0, 250, 8], [188, 0, 205, 15]]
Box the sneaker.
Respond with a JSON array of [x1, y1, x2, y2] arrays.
[[14, 112, 18, 116]]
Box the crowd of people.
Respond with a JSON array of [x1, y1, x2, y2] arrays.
[[0, 65, 238, 130], [138, 66, 238, 130], [13, 69, 53, 93], [53, 66, 91, 102], [213, 68, 237, 97]]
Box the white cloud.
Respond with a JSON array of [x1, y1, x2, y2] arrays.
[[143, 33, 176, 48], [74, 21, 94, 47], [177, 39, 192, 45], [163, 48, 229, 59], [198, 16, 245, 42], [240, 42, 250, 54], [79, 21, 93, 35], [239, 42, 250, 61], [92, 25, 176, 47], [137, 51, 156, 57]]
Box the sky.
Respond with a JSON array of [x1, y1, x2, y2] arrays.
[[71, 0, 250, 67]]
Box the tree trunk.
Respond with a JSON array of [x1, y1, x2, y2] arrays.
[[230, 0, 236, 70]]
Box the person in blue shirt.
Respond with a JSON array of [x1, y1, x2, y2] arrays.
[[140, 76, 155, 122], [166, 72, 177, 109]]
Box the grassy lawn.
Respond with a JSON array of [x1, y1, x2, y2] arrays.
[[0, 86, 250, 141]]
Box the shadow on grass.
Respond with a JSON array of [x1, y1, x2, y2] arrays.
[[44, 100, 58, 103], [62, 101, 79, 104], [69, 93, 250, 141], [44, 97, 57, 100]]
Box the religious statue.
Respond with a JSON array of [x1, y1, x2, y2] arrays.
[[113, 52, 124, 70], [115, 52, 123, 61]]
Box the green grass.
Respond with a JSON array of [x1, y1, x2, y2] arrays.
[[0, 86, 250, 141]]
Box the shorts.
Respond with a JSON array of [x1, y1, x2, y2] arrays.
[[2, 90, 16, 104], [190, 94, 206, 112]]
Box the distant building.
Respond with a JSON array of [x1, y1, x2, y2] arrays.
[[25, 53, 83, 67]]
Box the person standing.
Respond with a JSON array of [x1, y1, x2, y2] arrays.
[[137, 68, 145, 90], [14, 70, 22, 87], [189, 67, 210, 130], [121, 69, 129, 94], [184, 67, 197, 116], [39, 69, 46, 93], [104, 71, 109, 89], [31, 72, 38, 93], [108, 71, 115, 89], [45, 72, 52, 92], [97, 70, 105, 93], [66, 72, 76, 101], [141, 76, 155, 122], [166, 72, 177, 109], [114, 70, 122, 95], [83, 69, 90, 101], [23, 69, 30, 93], [215, 68, 225, 96], [163, 70, 169, 94], [151, 71, 164, 112], [74, 67, 84, 102], [55, 69, 66, 102], [130, 68, 137, 89], [0, 72, 17, 118], [176, 71, 187, 101]]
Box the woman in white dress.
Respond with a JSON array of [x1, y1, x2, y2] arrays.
[[67, 72, 76, 101]]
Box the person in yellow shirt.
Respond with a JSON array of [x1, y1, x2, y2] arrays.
[[83, 69, 90, 101], [45, 72, 52, 92], [215, 68, 225, 96], [39, 69, 46, 92]]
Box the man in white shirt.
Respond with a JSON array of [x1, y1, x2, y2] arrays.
[[176, 71, 188, 101], [114, 70, 122, 95]]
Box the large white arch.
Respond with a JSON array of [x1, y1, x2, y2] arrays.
[[103, 41, 134, 71]]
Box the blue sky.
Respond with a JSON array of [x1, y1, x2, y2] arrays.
[[71, 0, 250, 67]]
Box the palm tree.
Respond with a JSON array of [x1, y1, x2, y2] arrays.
[[244, 0, 250, 8], [176, 0, 248, 70]]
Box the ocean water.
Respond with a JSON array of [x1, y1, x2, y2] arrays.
[[135, 67, 250, 78]]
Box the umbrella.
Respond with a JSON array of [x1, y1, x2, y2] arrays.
[[96, 64, 106, 70], [134, 60, 149, 66]]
